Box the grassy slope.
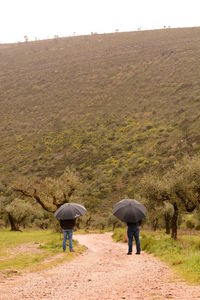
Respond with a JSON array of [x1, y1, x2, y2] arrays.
[[1, 27, 200, 203]]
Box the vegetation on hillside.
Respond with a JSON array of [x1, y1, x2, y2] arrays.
[[0, 27, 200, 231]]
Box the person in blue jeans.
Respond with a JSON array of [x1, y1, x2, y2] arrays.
[[60, 219, 76, 252], [127, 222, 141, 255]]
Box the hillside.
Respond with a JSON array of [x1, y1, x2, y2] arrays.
[[1, 27, 200, 207]]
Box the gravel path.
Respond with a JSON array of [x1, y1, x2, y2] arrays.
[[0, 233, 200, 300]]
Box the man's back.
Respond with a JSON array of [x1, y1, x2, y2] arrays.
[[127, 222, 139, 231], [60, 219, 75, 230]]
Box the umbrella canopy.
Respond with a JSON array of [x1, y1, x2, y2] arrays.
[[54, 203, 86, 220], [113, 199, 146, 223]]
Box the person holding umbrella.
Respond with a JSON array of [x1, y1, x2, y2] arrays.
[[60, 218, 76, 252], [54, 203, 86, 252], [113, 199, 146, 255], [127, 221, 141, 255]]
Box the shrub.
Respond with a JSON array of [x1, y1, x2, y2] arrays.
[[186, 220, 195, 229]]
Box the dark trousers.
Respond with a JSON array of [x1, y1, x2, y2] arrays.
[[127, 225, 140, 253]]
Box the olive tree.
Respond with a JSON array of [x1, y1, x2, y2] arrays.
[[0, 194, 37, 231], [166, 155, 200, 238], [5, 198, 35, 231], [13, 168, 81, 213], [162, 202, 173, 234], [142, 155, 200, 239], [141, 173, 167, 229], [0, 183, 21, 230]]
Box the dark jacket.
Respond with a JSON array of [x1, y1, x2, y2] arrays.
[[127, 222, 139, 231], [60, 219, 76, 230]]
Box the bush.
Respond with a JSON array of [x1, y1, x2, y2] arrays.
[[186, 219, 195, 229], [33, 219, 49, 229], [195, 224, 200, 230], [112, 227, 127, 242]]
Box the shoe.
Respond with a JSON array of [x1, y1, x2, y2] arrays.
[[127, 252, 132, 255], [135, 252, 140, 255], [70, 249, 75, 252]]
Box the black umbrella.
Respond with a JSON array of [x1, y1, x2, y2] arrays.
[[54, 203, 86, 220], [113, 199, 146, 223]]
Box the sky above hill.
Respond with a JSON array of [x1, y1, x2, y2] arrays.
[[0, 0, 200, 43]]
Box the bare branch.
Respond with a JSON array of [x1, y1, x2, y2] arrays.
[[33, 189, 55, 213], [13, 187, 55, 213], [13, 188, 32, 198]]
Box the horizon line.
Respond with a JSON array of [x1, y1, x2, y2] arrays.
[[1, 25, 200, 46]]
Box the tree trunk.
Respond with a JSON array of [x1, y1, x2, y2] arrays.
[[164, 213, 171, 234], [86, 216, 92, 229], [171, 203, 178, 239], [152, 218, 158, 231], [8, 213, 20, 231], [76, 219, 80, 230]]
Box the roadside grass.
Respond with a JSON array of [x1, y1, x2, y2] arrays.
[[0, 229, 86, 274], [112, 228, 200, 284]]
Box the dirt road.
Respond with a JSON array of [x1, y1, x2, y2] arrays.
[[0, 233, 200, 300]]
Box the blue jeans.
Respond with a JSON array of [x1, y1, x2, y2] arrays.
[[127, 225, 140, 253], [62, 229, 73, 251]]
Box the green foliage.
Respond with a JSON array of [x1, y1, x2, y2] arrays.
[[13, 168, 82, 213], [186, 219, 195, 229], [181, 212, 200, 230], [0, 196, 7, 216], [141, 155, 200, 237], [169, 155, 200, 210], [0, 183, 55, 230], [112, 227, 127, 242], [5, 198, 35, 227]]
